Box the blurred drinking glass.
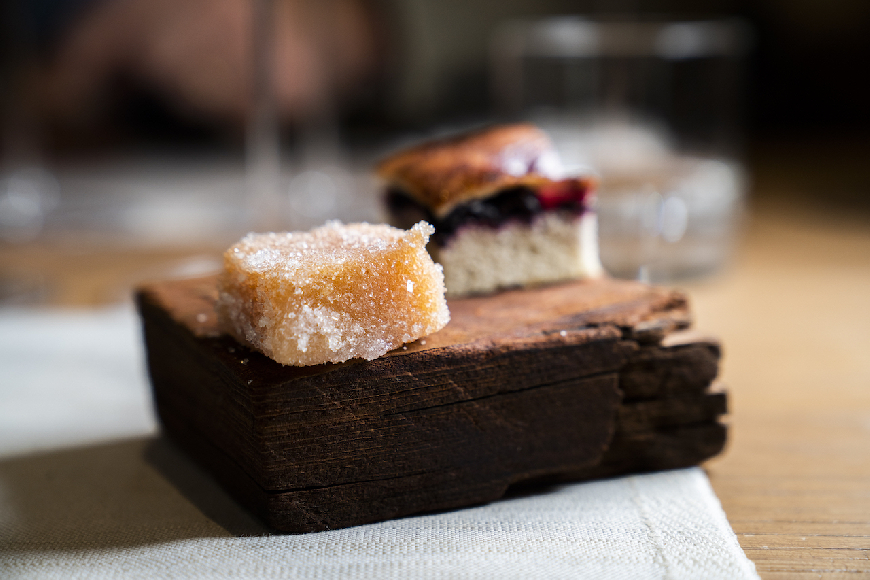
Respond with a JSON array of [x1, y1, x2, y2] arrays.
[[492, 17, 750, 282]]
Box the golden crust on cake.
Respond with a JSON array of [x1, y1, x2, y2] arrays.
[[377, 124, 560, 218]]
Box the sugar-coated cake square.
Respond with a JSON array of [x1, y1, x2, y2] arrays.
[[216, 221, 449, 366]]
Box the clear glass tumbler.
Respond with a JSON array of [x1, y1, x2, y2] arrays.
[[491, 17, 751, 281]]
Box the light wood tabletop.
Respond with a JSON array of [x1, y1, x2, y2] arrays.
[[689, 194, 870, 578], [1, 157, 868, 578]]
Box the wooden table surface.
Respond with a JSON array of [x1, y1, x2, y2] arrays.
[[1, 168, 868, 577], [686, 194, 870, 579]]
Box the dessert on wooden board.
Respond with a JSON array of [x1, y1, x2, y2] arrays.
[[137, 125, 728, 533], [378, 124, 603, 296], [137, 273, 726, 532]]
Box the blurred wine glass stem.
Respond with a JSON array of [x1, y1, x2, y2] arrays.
[[1, 48, 58, 245], [246, 0, 282, 233]]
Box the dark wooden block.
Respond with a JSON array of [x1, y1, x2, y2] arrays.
[[136, 276, 726, 533]]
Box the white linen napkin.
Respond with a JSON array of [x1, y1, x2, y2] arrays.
[[0, 307, 758, 579]]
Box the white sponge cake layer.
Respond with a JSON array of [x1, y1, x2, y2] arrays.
[[432, 213, 603, 296]]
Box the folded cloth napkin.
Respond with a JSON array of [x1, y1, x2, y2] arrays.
[[0, 307, 758, 580]]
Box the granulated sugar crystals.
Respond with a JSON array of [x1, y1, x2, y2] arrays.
[[216, 221, 450, 366]]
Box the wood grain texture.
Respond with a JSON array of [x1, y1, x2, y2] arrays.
[[691, 194, 870, 579], [138, 276, 725, 532]]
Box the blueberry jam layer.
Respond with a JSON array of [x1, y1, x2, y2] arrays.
[[386, 181, 591, 247]]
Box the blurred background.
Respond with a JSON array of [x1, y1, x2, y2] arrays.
[[1, 0, 868, 304], [4, 6, 868, 572]]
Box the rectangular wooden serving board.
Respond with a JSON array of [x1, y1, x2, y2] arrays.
[[136, 276, 726, 533]]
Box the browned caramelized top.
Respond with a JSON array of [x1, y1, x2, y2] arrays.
[[377, 124, 571, 217]]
